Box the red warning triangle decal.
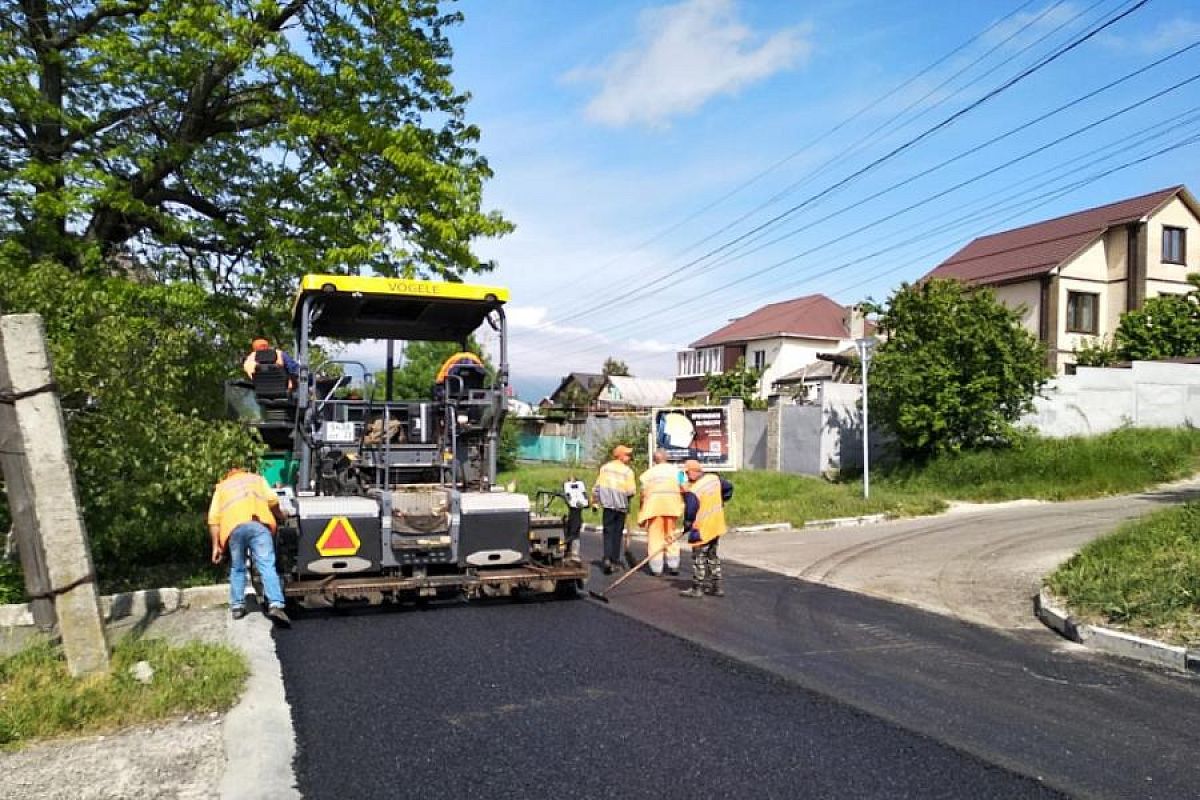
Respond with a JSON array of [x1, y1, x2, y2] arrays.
[[316, 516, 360, 556]]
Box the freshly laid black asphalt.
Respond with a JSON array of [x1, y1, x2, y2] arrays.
[[277, 594, 1063, 800]]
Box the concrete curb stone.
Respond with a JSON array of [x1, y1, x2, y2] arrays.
[[0, 583, 234, 629], [1035, 587, 1198, 674], [802, 514, 888, 529]]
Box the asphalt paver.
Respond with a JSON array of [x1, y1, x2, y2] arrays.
[[277, 598, 1062, 800]]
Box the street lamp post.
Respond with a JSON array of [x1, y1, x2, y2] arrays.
[[856, 336, 878, 499]]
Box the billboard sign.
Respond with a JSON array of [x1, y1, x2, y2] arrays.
[[650, 406, 734, 470]]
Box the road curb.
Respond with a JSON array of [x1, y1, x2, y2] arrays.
[[803, 513, 889, 529], [1035, 588, 1199, 674], [0, 583, 233, 629]]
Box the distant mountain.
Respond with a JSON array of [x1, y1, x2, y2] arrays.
[[508, 374, 560, 404]]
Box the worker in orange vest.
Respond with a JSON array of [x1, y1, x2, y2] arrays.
[[208, 463, 291, 626], [637, 448, 685, 576], [679, 459, 734, 598], [591, 444, 636, 575], [242, 336, 300, 380]]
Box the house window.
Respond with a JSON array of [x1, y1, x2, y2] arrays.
[[677, 347, 722, 376], [752, 350, 766, 370], [1065, 291, 1099, 334], [1163, 226, 1186, 264]]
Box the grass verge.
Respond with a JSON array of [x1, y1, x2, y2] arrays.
[[0, 637, 248, 750], [1047, 502, 1200, 647]]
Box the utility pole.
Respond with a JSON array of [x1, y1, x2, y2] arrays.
[[856, 337, 878, 500], [0, 314, 109, 676]]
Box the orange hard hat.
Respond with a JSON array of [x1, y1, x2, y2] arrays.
[[251, 337, 270, 351]]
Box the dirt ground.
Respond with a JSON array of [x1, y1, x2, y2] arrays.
[[0, 606, 233, 800]]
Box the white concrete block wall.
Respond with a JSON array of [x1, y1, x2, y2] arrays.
[[1024, 362, 1200, 437]]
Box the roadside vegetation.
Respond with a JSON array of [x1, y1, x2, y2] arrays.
[[1048, 502, 1200, 647], [503, 426, 1200, 528], [0, 637, 248, 750]]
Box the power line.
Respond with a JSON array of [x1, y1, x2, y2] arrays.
[[545, 37, 1193, 353], [537, 0, 1153, 332], [530, 0, 1060, 322], [529, 109, 1200, 364]]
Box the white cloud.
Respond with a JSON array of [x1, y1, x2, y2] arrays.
[[1101, 18, 1200, 54], [566, 0, 812, 129], [506, 305, 597, 338], [626, 337, 680, 354], [981, 3, 1084, 49]]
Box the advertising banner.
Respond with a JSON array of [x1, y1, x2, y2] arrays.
[[650, 406, 734, 470]]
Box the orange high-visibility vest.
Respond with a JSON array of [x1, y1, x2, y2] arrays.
[[637, 462, 684, 524], [435, 352, 484, 384], [592, 459, 636, 509], [687, 473, 727, 547], [207, 470, 279, 548]]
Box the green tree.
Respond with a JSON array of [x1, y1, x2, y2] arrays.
[[704, 358, 765, 409], [0, 254, 261, 592], [0, 0, 511, 299], [1112, 274, 1200, 361], [373, 338, 485, 400], [601, 357, 630, 376], [556, 383, 592, 410], [869, 279, 1050, 458]]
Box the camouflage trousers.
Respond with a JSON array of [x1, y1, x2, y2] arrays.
[[690, 538, 722, 590]]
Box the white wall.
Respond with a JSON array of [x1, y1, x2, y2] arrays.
[[1023, 362, 1200, 437], [993, 281, 1041, 336], [754, 336, 852, 398]]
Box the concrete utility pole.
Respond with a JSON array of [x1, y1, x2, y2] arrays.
[[0, 314, 110, 676], [856, 337, 878, 500]]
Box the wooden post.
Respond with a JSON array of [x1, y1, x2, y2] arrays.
[[0, 314, 109, 676]]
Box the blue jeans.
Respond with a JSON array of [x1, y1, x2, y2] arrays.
[[228, 521, 286, 609]]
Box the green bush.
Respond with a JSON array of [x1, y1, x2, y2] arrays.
[[0, 255, 262, 599], [593, 417, 651, 473], [869, 279, 1050, 458]]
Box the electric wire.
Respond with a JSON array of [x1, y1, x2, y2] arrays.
[[525, 109, 1200, 363], [533, 0, 1153, 331], [529, 0, 1069, 321], [543, 41, 1195, 354]]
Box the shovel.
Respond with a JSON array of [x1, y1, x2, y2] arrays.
[[589, 530, 685, 604]]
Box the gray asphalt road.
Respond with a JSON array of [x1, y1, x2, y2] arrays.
[[276, 597, 1061, 800], [604, 561, 1200, 799], [276, 486, 1200, 800], [722, 479, 1200, 630]]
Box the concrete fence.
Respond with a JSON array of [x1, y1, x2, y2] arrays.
[[516, 362, 1200, 475], [1022, 361, 1200, 437]]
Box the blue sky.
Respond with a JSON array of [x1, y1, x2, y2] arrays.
[[442, 0, 1200, 401]]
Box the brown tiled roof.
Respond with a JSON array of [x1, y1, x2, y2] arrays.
[[924, 186, 1185, 286], [690, 294, 851, 348]]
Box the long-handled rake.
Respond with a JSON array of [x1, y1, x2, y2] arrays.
[[589, 530, 684, 603]]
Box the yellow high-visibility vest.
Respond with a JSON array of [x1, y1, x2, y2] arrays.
[[687, 473, 727, 547], [637, 463, 684, 524]]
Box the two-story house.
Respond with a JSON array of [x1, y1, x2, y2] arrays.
[[924, 185, 1200, 372], [675, 294, 866, 400]]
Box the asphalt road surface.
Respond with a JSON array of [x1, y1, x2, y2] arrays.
[[721, 480, 1200, 631], [277, 596, 1062, 800]]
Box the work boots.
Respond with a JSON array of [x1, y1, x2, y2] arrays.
[[679, 585, 705, 598], [705, 582, 725, 598]]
